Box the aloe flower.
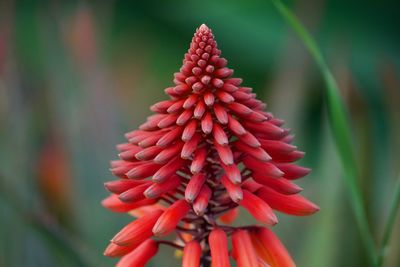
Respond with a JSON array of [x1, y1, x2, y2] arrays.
[[102, 24, 319, 267]]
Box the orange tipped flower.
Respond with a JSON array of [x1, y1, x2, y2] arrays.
[[103, 24, 318, 266]]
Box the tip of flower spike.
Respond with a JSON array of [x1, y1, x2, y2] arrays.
[[199, 23, 210, 31]]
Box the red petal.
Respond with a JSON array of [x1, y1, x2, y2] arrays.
[[209, 228, 231, 267], [221, 162, 241, 184], [190, 148, 207, 174], [213, 123, 229, 145], [250, 227, 295, 267], [167, 99, 185, 113], [156, 127, 183, 147], [119, 146, 142, 161], [185, 172, 206, 202], [218, 207, 239, 224], [193, 185, 212, 215], [215, 67, 233, 78], [177, 109, 193, 126], [126, 162, 161, 179], [243, 157, 284, 178], [221, 175, 243, 202], [193, 100, 206, 119], [119, 182, 152, 202], [157, 114, 178, 128], [227, 115, 246, 135], [228, 102, 252, 116], [259, 140, 296, 155], [236, 141, 271, 162], [238, 132, 261, 147], [216, 90, 234, 103], [214, 103, 228, 124], [183, 94, 198, 109], [240, 190, 278, 225], [182, 241, 202, 267], [201, 112, 213, 134], [153, 157, 185, 182], [102, 194, 157, 213], [271, 150, 305, 163], [104, 242, 135, 258], [112, 209, 163, 246], [150, 100, 175, 113], [204, 92, 215, 106], [243, 121, 284, 137], [152, 199, 190, 236], [232, 230, 259, 267], [181, 134, 201, 159], [116, 239, 158, 267], [257, 187, 319, 216], [104, 180, 146, 194], [215, 142, 234, 165], [182, 119, 198, 141], [252, 174, 303, 195], [275, 163, 311, 180], [144, 175, 181, 199], [154, 141, 183, 164], [134, 146, 163, 161]]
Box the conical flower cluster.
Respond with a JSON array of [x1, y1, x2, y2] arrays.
[[102, 24, 319, 267]]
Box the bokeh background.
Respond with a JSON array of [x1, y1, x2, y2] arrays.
[[0, 0, 399, 266]]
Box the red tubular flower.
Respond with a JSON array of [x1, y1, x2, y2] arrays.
[[116, 239, 158, 267], [103, 24, 319, 266], [250, 227, 295, 267], [209, 228, 230, 267], [183, 241, 202, 267], [232, 230, 259, 267]]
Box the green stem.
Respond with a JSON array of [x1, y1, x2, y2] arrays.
[[269, 0, 378, 266], [377, 174, 400, 267]]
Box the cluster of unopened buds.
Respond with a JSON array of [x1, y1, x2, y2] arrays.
[[102, 24, 319, 267]]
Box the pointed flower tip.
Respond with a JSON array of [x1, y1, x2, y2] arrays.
[[199, 23, 210, 31]]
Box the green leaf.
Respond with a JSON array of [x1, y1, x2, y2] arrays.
[[268, 0, 378, 266]]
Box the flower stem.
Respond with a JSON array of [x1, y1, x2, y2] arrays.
[[268, 0, 378, 266], [377, 174, 400, 267]]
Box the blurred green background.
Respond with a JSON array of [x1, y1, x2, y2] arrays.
[[0, 0, 399, 266]]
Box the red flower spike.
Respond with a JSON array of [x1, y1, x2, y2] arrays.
[[103, 24, 318, 266], [232, 230, 259, 267], [182, 241, 202, 267], [209, 228, 231, 267], [116, 239, 158, 267]]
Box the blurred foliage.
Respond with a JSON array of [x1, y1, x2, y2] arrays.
[[0, 0, 399, 266]]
